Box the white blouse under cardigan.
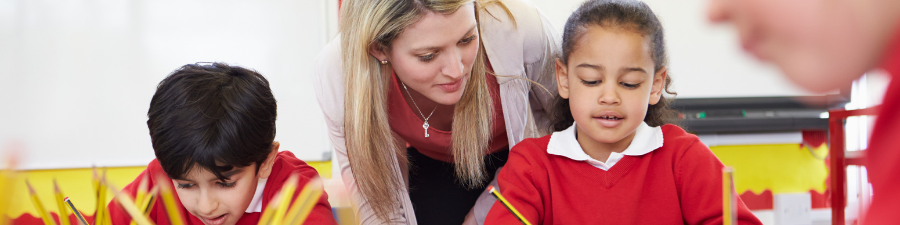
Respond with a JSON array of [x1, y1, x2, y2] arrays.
[[313, 0, 560, 223]]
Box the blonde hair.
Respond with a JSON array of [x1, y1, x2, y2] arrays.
[[340, 0, 512, 221]]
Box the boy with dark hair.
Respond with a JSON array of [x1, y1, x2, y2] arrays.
[[109, 63, 337, 225]]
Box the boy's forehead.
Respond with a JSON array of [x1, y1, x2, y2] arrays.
[[178, 163, 254, 181]]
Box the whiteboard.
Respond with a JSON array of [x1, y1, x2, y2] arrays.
[[0, 0, 338, 170]]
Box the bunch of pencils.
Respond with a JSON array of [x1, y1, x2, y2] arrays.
[[18, 170, 325, 225], [256, 174, 324, 225], [18, 167, 161, 225]]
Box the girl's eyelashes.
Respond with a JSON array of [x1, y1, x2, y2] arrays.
[[580, 79, 601, 86], [176, 183, 195, 189], [620, 82, 640, 89], [580, 79, 642, 89]]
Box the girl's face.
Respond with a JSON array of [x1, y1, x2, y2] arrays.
[[371, 3, 479, 106], [706, 0, 891, 93], [556, 25, 666, 150]]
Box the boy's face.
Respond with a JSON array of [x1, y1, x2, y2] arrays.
[[706, 0, 894, 93], [172, 164, 260, 225]]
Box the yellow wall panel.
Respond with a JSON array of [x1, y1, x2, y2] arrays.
[[710, 144, 828, 195]]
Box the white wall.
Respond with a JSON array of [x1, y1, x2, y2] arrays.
[[0, 0, 827, 170], [0, 0, 337, 170], [531, 0, 820, 98]]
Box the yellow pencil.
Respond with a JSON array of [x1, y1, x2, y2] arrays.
[[723, 167, 736, 225], [0, 168, 16, 225], [271, 174, 301, 225], [488, 185, 531, 225], [142, 186, 159, 216], [284, 178, 324, 225], [256, 190, 284, 225], [65, 197, 91, 225], [131, 175, 149, 225], [105, 183, 155, 225], [26, 180, 58, 225], [155, 174, 186, 225], [54, 179, 71, 225], [92, 167, 101, 225], [94, 169, 110, 225]]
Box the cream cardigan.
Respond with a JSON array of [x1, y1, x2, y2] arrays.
[[313, 0, 559, 223]]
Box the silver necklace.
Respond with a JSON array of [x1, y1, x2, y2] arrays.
[[401, 82, 438, 137]]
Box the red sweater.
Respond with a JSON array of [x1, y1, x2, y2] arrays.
[[486, 125, 761, 225], [863, 26, 900, 224], [108, 151, 337, 225], [387, 61, 508, 162]]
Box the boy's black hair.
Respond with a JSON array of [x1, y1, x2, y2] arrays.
[[549, 0, 678, 132], [147, 62, 277, 181]]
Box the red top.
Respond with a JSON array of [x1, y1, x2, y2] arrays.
[[108, 151, 337, 225], [388, 62, 508, 162], [862, 26, 900, 224], [485, 125, 762, 225]]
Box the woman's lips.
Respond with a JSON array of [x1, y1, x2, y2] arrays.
[[437, 78, 463, 92]]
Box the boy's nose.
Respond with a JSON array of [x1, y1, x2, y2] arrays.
[[197, 191, 219, 215]]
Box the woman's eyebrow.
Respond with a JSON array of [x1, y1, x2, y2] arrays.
[[411, 25, 477, 52]]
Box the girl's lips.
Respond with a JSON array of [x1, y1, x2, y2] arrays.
[[593, 111, 624, 128], [594, 116, 623, 128], [202, 214, 227, 225]]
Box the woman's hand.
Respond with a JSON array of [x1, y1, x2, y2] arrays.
[[462, 207, 478, 225]]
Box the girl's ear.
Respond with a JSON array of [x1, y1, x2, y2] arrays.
[[368, 43, 390, 63], [257, 141, 280, 179], [649, 67, 667, 105], [556, 59, 570, 99]]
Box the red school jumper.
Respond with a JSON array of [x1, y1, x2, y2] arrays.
[[863, 26, 900, 224], [485, 124, 761, 225], [107, 151, 337, 225]]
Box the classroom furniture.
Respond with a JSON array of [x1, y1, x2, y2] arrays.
[[827, 106, 880, 225]]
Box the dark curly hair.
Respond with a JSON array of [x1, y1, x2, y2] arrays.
[[147, 62, 277, 181], [549, 0, 678, 132]]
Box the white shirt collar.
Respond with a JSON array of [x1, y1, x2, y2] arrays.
[[245, 178, 267, 213], [547, 122, 664, 170]]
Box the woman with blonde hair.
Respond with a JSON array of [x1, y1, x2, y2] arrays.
[[314, 0, 558, 224]]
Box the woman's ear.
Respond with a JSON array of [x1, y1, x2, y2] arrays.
[[368, 43, 390, 63], [556, 59, 570, 99], [257, 141, 280, 179], [649, 67, 668, 105]]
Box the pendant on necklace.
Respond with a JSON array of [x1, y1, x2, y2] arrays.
[[423, 121, 430, 137]]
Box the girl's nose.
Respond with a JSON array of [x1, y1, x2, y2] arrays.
[[598, 84, 621, 105]]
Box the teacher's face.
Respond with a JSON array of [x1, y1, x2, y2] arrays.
[[707, 0, 888, 93], [380, 3, 479, 106]]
